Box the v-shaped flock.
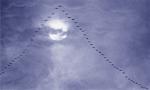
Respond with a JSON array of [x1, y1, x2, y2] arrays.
[[0, 5, 149, 90]]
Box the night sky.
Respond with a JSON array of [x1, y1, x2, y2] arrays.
[[0, 0, 150, 90]]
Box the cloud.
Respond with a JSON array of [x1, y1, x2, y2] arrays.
[[1, 0, 150, 90]]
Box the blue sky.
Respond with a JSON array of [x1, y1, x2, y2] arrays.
[[0, 0, 150, 90]]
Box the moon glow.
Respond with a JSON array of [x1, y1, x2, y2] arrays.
[[47, 19, 69, 41]]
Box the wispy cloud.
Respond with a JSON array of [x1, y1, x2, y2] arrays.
[[0, 0, 150, 90]]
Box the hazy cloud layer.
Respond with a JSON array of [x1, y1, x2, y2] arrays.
[[0, 0, 150, 90]]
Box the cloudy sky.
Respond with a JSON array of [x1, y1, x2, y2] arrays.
[[0, 0, 150, 90]]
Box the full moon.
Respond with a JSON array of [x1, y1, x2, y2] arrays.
[[46, 19, 69, 41]]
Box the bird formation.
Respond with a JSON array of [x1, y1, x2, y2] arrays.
[[0, 4, 149, 90]]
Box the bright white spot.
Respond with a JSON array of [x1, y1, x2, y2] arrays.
[[47, 19, 69, 41], [48, 19, 69, 32]]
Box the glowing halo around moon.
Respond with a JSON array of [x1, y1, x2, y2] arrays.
[[46, 19, 69, 41], [48, 19, 69, 32]]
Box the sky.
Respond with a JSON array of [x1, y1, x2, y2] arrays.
[[0, 0, 150, 90]]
